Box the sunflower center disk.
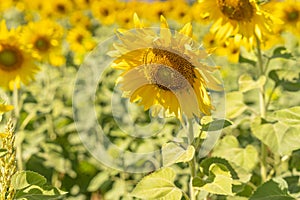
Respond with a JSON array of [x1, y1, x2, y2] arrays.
[[0, 47, 22, 71], [217, 0, 254, 21], [287, 10, 299, 22], [34, 38, 50, 51], [143, 48, 195, 91]]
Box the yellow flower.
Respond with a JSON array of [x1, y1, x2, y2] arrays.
[[67, 26, 96, 65], [197, 0, 277, 43], [191, 2, 211, 24], [0, 102, 13, 114], [0, 20, 39, 90], [116, 9, 136, 29], [43, 0, 74, 19], [72, 0, 93, 10], [168, 0, 193, 24], [109, 14, 222, 120], [69, 11, 92, 29], [203, 33, 241, 63], [144, 1, 173, 22], [0, 0, 24, 12], [91, 0, 118, 25], [272, 0, 300, 36], [20, 19, 65, 67]]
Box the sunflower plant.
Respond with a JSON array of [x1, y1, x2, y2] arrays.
[[0, 0, 299, 200]]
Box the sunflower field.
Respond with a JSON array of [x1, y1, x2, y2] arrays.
[[0, 0, 300, 199]]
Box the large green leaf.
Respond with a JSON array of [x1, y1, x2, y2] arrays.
[[11, 171, 67, 200], [270, 106, 300, 126], [195, 164, 234, 195], [226, 92, 248, 119], [162, 143, 195, 166], [212, 135, 258, 172], [131, 167, 182, 200], [238, 74, 266, 93], [251, 116, 300, 155], [250, 179, 295, 200], [12, 171, 47, 190]]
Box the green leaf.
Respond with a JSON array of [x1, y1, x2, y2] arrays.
[[12, 171, 47, 190], [269, 70, 300, 91], [201, 119, 232, 131], [200, 157, 239, 179], [250, 179, 295, 200], [270, 46, 294, 60], [131, 167, 182, 200], [269, 70, 280, 83], [226, 92, 248, 119], [212, 135, 259, 172], [14, 186, 67, 200], [239, 54, 256, 66], [162, 143, 195, 167], [0, 148, 7, 158], [251, 117, 300, 155], [11, 171, 67, 200], [289, 150, 300, 171], [284, 176, 300, 194], [270, 106, 300, 126], [238, 74, 266, 93], [195, 164, 234, 195]]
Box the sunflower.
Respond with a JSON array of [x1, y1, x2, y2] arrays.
[[0, 101, 13, 114], [0, 0, 24, 12], [272, 0, 300, 36], [43, 0, 74, 19], [109, 14, 222, 120], [68, 11, 92, 29], [168, 0, 193, 24], [66, 26, 96, 65], [197, 0, 277, 44], [0, 21, 39, 90], [203, 33, 241, 63], [116, 9, 136, 29], [20, 19, 65, 67], [144, 1, 173, 22], [216, 35, 242, 63], [91, 0, 118, 25]]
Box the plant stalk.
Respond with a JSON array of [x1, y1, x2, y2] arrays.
[[256, 35, 268, 182], [12, 86, 23, 171], [187, 119, 196, 200]]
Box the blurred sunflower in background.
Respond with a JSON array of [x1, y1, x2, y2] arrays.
[[91, 0, 118, 26], [43, 0, 74, 19], [203, 32, 242, 63], [0, 100, 13, 114], [273, 0, 300, 36], [68, 11, 92, 29], [109, 14, 223, 121], [67, 26, 96, 65], [197, 0, 277, 45], [21, 19, 65, 67], [0, 20, 39, 90]]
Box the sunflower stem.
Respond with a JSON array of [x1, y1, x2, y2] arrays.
[[187, 118, 194, 145], [12, 85, 19, 121], [256, 35, 268, 183], [12, 85, 23, 171], [187, 119, 197, 200]]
